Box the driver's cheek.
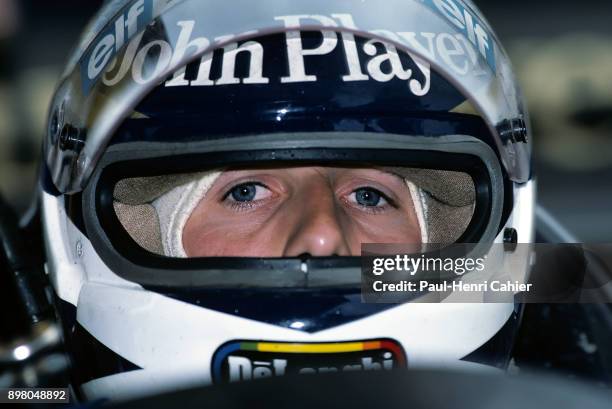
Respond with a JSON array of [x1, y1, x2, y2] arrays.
[[342, 209, 422, 252], [184, 216, 290, 257]]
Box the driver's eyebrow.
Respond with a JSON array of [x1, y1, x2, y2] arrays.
[[370, 168, 408, 185]]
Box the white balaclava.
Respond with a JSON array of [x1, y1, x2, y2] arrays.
[[408, 181, 429, 244], [151, 172, 221, 258]]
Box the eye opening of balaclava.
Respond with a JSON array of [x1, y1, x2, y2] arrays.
[[112, 167, 475, 257]]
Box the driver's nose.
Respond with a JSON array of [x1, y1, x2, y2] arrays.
[[283, 181, 351, 257]]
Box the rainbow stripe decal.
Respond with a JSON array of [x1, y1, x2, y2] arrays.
[[212, 339, 406, 383]]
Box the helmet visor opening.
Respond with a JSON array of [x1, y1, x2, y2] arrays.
[[81, 135, 503, 288]]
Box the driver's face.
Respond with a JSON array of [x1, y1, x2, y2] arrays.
[[183, 166, 421, 257]]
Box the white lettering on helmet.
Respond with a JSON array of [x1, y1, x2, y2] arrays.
[[226, 353, 394, 382], [82, 0, 150, 93], [428, 0, 495, 70], [96, 13, 491, 96], [275, 14, 340, 83]]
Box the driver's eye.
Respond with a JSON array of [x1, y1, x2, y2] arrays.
[[350, 188, 388, 207], [231, 184, 257, 202], [226, 182, 269, 202]]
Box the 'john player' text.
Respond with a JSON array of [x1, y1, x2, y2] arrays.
[[96, 13, 489, 97]]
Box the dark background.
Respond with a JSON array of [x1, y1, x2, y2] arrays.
[[0, 0, 611, 241]]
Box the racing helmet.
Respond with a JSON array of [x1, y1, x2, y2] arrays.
[[40, 0, 535, 402]]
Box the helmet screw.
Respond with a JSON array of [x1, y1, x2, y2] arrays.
[[503, 228, 518, 252], [49, 102, 65, 144], [498, 118, 528, 144], [59, 124, 85, 152]]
